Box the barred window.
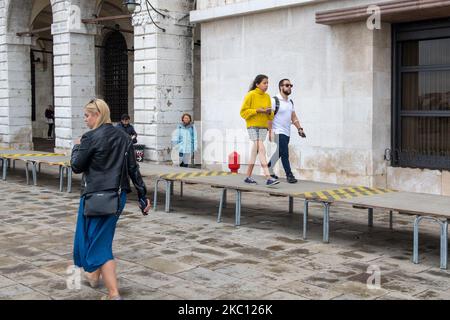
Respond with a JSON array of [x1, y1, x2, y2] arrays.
[[103, 31, 129, 123], [393, 20, 450, 170]]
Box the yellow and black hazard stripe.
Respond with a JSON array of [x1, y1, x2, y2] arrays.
[[298, 186, 396, 202], [2, 153, 64, 158], [160, 171, 235, 180], [40, 161, 71, 167]]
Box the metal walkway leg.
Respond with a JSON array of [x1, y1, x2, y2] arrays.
[[368, 208, 374, 227], [217, 188, 226, 223], [413, 215, 421, 265], [235, 190, 241, 226], [67, 167, 72, 193], [323, 202, 330, 243], [389, 211, 393, 229], [31, 162, 37, 186], [153, 179, 160, 211], [413, 215, 448, 269], [303, 200, 309, 240], [289, 196, 294, 214], [223, 189, 227, 209], [165, 180, 172, 213], [25, 162, 30, 185], [2, 158, 8, 180], [180, 181, 183, 198], [59, 166, 64, 192], [440, 220, 448, 270]]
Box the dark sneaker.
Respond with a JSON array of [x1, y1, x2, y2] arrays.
[[270, 174, 279, 180], [287, 174, 298, 184], [244, 177, 257, 184], [266, 178, 280, 186]]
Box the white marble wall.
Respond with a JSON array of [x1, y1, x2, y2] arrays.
[[0, 0, 33, 149], [133, 0, 194, 162], [51, 0, 97, 152], [197, 0, 249, 10]]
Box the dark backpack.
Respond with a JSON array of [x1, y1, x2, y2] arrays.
[[273, 96, 294, 115]]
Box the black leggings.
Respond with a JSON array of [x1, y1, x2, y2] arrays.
[[48, 124, 54, 138]]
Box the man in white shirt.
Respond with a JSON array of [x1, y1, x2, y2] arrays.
[[268, 79, 306, 184]]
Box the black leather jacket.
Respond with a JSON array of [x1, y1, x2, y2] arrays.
[[71, 123, 147, 199]]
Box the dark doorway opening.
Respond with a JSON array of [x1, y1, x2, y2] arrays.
[[103, 31, 129, 122]]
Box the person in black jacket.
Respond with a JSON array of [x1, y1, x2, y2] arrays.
[[71, 98, 151, 300], [116, 114, 138, 144], [45, 105, 55, 140]]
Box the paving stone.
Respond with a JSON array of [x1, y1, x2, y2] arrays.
[[158, 279, 224, 299], [380, 280, 428, 296], [121, 267, 180, 289], [136, 256, 196, 274], [222, 280, 278, 299], [376, 292, 418, 300], [30, 279, 102, 300], [0, 263, 37, 275], [0, 256, 23, 268], [329, 281, 388, 299], [413, 289, 450, 300], [0, 284, 35, 299], [176, 267, 242, 290], [0, 275, 16, 288], [1, 171, 450, 300], [278, 281, 342, 300], [261, 290, 308, 300], [11, 291, 52, 300]]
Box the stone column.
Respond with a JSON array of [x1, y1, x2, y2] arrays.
[[0, 0, 33, 149], [371, 23, 392, 188], [133, 0, 194, 162], [51, 0, 97, 153]]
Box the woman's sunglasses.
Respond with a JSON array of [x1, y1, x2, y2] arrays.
[[89, 99, 100, 113]]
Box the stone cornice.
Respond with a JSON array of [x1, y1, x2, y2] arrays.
[[316, 0, 450, 25], [190, 0, 332, 23]]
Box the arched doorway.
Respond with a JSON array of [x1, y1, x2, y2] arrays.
[[103, 31, 129, 122], [30, 2, 55, 151]]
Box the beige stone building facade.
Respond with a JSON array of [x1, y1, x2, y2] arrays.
[[190, 0, 450, 195]]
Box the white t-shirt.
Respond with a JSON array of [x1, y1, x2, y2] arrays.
[[272, 94, 294, 136]]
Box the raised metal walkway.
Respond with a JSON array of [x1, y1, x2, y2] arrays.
[[142, 163, 449, 270]]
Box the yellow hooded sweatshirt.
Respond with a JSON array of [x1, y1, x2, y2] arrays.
[[240, 87, 274, 128]]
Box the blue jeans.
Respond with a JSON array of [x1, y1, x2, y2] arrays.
[[268, 134, 292, 176]]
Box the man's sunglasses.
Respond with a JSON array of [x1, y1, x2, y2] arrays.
[[283, 84, 294, 88]]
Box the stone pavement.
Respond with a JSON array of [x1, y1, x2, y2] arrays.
[[0, 162, 450, 300]]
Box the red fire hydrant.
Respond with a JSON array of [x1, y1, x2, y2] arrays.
[[228, 151, 240, 174]]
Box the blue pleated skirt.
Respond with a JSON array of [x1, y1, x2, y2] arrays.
[[73, 192, 127, 273]]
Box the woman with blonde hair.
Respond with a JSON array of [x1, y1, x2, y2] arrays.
[[71, 98, 151, 300]]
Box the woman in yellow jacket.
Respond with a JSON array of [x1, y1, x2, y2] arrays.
[[240, 75, 280, 186]]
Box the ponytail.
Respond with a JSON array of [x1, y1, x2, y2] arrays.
[[249, 74, 268, 92]]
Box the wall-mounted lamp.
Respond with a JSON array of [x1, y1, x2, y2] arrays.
[[123, 0, 140, 14], [123, 0, 166, 32]]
